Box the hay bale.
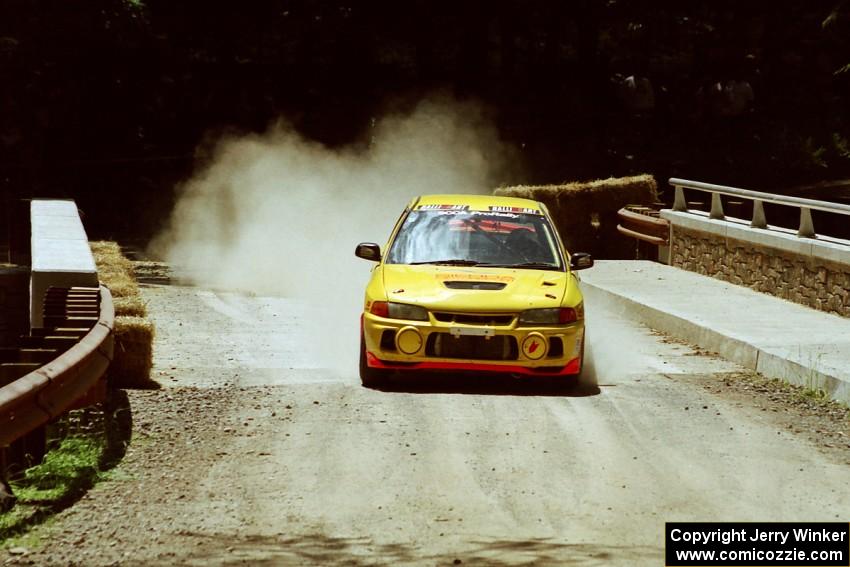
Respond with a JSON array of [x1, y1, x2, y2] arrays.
[[90, 241, 157, 388], [495, 174, 658, 259], [111, 316, 155, 387], [102, 276, 139, 299], [113, 296, 148, 318], [91, 242, 132, 270], [90, 241, 138, 295]]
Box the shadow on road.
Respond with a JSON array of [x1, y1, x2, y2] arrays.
[[168, 532, 659, 566], [368, 371, 600, 397], [102, 388, 134, 469]]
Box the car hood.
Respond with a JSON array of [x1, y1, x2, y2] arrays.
[[381, 264, 569, 312]]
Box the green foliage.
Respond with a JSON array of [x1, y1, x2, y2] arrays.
[[801, 137, 829, 170], [3, 0, 850, 212], [834, 133, 850, 159], [0, 403, 123, 544], [9, 437, 103, 504], [800, 387, 831, 402], [823, 2, 850, 74], [823, 7, 841, 28]]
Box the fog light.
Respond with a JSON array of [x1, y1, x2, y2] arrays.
[[521, 332, 547, 360], [396, 326, 423, 355]]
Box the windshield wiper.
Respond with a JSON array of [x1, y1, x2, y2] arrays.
[[409, 259, 485, 266]]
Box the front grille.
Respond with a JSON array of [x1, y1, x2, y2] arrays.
[[426, 333, 518, 361], [432, 312, 515, 326]]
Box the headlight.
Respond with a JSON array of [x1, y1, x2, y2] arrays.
[[373, 302, 428, 321], [518, 306, 581, 325]]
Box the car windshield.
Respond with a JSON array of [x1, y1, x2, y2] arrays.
[[385, 209, 564, 270]]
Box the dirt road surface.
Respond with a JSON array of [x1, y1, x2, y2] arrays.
[[7, 272, 850, 566]]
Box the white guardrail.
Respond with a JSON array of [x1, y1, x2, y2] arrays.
[[30, 200, 99, 328], [669, 177, 850, 239]]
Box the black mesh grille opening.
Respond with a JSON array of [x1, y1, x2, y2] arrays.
[[547, 337, 563, 358], [443, 281, 507, 290], [425, 333, 518, 360], [432, 313, 515, 326], [380, 330, 397, 352]]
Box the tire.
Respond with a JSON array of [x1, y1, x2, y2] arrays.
[[360, 332, 389, 388]]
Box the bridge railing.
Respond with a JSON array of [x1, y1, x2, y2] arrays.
[[1, 200, 114, 509], [669, 177, 850, 239]]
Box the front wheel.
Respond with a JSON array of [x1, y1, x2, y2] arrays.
[[360, 332, 390, 388]]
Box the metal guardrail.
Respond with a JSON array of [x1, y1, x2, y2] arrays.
[[670, 177, 850, 238], [0, 285, 114, 447]]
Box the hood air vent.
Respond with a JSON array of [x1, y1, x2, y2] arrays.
[[443, 281, 507, 290]]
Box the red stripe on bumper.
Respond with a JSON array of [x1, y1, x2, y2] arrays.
[[366, 352, 581, 376]]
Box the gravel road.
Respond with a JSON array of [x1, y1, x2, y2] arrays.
[[6, 268, 850, 566]]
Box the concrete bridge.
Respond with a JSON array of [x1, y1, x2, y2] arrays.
[[2, 185, 849, 566]]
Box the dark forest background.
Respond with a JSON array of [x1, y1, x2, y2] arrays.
[[1, 0, 849, 240]]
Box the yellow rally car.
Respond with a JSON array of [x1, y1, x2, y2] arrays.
[[355, 194, 593, 386]]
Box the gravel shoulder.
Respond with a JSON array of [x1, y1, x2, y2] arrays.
[[3, 266, 849, 566]]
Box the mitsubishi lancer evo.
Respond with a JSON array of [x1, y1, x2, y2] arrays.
[[355, 194, 593, 387]]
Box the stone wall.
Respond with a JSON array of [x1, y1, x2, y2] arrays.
[[671, 225, 850, 317]]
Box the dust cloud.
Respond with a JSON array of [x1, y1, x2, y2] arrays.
[[581, 299, 661, 388], [153, 97, 515, 374]]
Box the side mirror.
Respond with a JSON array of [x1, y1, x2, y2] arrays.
[[570, 252, 593, 271], [355, 242, 381, 262]]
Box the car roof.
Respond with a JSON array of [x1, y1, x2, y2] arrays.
[[413, 194, 545, 213]]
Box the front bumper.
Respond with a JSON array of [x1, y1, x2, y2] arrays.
[[362, 311, 584, 376]]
